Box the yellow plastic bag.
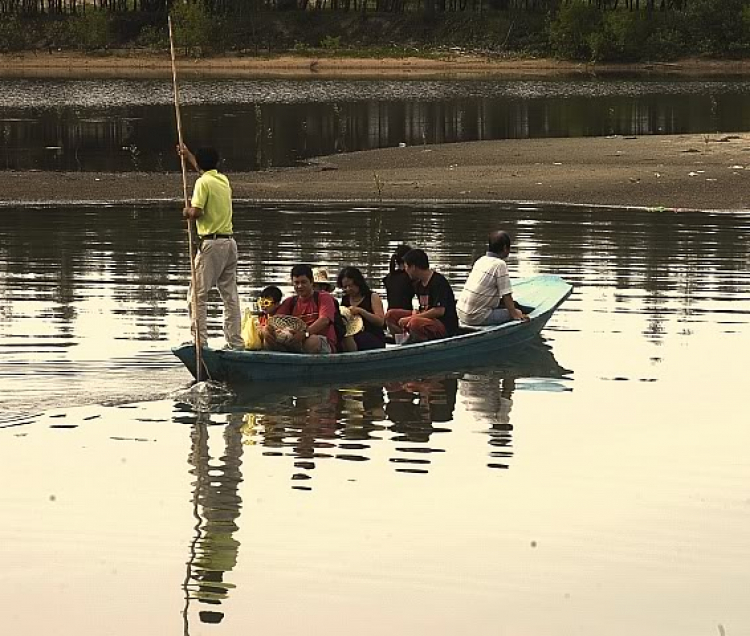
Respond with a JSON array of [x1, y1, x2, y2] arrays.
[[241, 308, 262, 350]]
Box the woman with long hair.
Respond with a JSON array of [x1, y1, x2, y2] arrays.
[[337, 266, 386, 352], [382, 244, 415, 311]]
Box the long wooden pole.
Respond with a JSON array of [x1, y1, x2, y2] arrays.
[[168, 16, 203, 382]]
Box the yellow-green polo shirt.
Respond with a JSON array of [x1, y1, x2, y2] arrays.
[[191, 169, 233, 236]]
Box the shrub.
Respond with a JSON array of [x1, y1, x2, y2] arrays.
[[549, 3, 692, 62], [69, 10, 112, 50], [137, 24, 168, 49], [503, 10, 548, 55], [0, 17, 35, 52], [587, 10, 644, 62], [589, 10, 686, 63], [40, 18, 71, 50], [548, 2, 603, 61], [685, 0, 746, 55], [320, 34, 341, 50], [736, 3, 750, 53], [170, 1, 216, 56], [641, 12, 689, 62]]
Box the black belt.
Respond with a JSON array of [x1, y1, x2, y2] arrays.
[[199, 233, 233, 240]]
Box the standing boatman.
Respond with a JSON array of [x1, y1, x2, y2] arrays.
[[178, 144, 244, 350]]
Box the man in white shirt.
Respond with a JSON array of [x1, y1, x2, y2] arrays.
[[457, 231, 530, 326]]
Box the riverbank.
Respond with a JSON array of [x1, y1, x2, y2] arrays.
[[4, 134, 750, 211], [3, 51, 750, 78]]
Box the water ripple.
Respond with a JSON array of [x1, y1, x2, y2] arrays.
[[5, 77, 750, 108]]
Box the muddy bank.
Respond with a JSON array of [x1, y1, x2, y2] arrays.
[[3, 134, 750, 211]]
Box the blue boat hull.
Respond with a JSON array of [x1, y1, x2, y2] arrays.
[[172, 275, 573, 384]]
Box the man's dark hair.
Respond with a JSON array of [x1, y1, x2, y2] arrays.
[[403, 248, 429, 270], [260, 285, 282, 303], [291, 264, 314, 281], [195, 147, 220, 171], [488, 231, 511, 254]]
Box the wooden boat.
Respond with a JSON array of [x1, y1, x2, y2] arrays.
[[218, 337, 572, 410], [173, 274, 573, 384]]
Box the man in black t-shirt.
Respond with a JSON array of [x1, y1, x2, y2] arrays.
[[384, 248, 458, 343]]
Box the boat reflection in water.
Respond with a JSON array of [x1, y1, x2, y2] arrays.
[[175, 337, 570, 630]]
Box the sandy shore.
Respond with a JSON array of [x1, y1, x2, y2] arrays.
[[4, 51, 750, 78], [3, 134, 750, 211]]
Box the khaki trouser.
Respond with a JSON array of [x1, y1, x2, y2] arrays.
[[188, 237, 244, 349]]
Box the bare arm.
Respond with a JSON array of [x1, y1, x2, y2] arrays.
[[307, 316, 331, 336], [350, 293, 385, 327], [502, 293, 529, 322], [177, 143, 201, 174], [417, 306, 445, 320], [176, 144, 204, 220], [183, 205, 203, 220], [305, 294, 336, 337]]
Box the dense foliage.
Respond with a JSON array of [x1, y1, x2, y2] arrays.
[[1, 0, 749, 61]]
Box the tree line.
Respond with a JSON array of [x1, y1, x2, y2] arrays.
[[0, 0, 747, 61], [0, 0, 724, 16]]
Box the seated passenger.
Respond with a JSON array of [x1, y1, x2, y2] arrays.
[[337, 266, 386, 352], [382, 244, 415, 312], [256, 285, 282, 328], [384, 248, 458, 343], [456, 230, 530, 326], [312, 267, 334, 293], [264, 264, 338, 354]]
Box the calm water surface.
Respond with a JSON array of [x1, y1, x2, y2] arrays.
[[1, 203, 749, 635], [2, 76, 750, 171]]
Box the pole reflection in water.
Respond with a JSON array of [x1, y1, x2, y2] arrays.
[[181, 415, 245, 631]]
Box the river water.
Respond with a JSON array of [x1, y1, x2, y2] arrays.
[[1, 202, 749, 635], [2, 76, 750, 171]]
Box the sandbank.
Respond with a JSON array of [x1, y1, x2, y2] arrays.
[[3, 134, 750, 211]]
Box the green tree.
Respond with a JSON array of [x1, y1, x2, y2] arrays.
[[685, 0, 746, 54], [171, 1, 215, 55], [549, 2, 602, 60]]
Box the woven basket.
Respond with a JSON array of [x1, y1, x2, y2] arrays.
[[268, 315, 306, 344], [268, 314, 306, 331]]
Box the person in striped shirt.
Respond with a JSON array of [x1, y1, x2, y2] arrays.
[[456, 231, 530, 326]]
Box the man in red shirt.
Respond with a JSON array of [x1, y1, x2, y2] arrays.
[[264, 264, 338, 354]]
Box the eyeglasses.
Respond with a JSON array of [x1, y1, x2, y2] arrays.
[[257, 297, 276, 310]]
